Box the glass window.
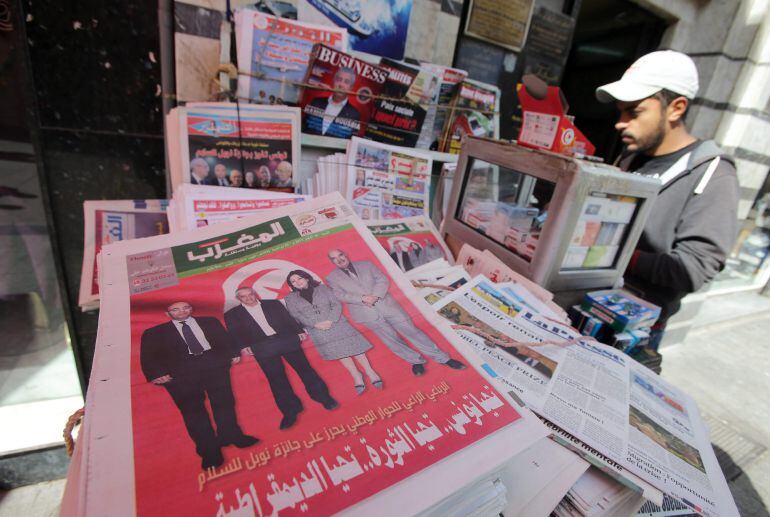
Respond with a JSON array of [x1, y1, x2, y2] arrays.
[[456, 158, 555, 262]]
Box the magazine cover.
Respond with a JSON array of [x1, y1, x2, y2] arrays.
[[297, 0, 414, 60], [346, 137, 431, 220], [235, 10, 348, 105], [366, 216, 453, 272], [300, 44, 388, 139], [364, 59, 427, 147], [173, 104, 301, 191], [86, 194, 548, 516], [78, 200, 168, 310], [439, 81, 498, 154], [415, 64, 468, 150]]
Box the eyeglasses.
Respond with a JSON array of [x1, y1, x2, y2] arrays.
[[168, 305, 192, 312]]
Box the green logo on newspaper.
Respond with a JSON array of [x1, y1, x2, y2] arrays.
[[368, 223, 408, 236], [172, 216, 300, 276]]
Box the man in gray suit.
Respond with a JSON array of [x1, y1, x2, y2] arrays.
[[325, 249, 466, 376]]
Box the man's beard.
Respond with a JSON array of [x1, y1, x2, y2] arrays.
[[628, 116, 666, 155]]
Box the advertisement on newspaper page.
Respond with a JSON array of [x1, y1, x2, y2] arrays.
[[89, 195, 549, 516]]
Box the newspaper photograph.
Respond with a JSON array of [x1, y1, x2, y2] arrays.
[[235, 10, 348, 105], [347, 137, 431, 220], [85, 194, 548, 516], [366, 216, 453, 272], [78, 200, 168, 310]]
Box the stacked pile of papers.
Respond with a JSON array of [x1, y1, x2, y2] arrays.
[[417, 243, 739, 517], [78, 200, 169, 311], [308, 137, 432, 220], [554, 467, 645, 516], [71, 193, 740, 515], [62, 194, 549, 516], [167, 184, 307, 232], [165, 102, 301, 192]]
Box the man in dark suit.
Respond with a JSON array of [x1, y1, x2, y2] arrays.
[[189, 158, 211, 185], [302, 67, 361, 139], [140, 301, 258, 469], [224, 287, 338, 430]]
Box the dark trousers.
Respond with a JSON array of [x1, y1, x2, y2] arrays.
[[255, 349, 333, 417], [164, 361, 242, 456]]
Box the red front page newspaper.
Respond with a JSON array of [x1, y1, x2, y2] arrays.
[[82, 193, 547, 516]]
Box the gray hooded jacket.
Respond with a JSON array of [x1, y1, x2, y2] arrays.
[[620, 140, 739, 323]]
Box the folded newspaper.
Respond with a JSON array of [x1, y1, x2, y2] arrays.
[[62, 193, 549, 516], [78, 200, 169, 311], [168, 184, 307, 232], [431, 274, 738, 517], [166, 102, 301, 192]]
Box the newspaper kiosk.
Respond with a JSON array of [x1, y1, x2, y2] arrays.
[[442, 137, 661, 307]]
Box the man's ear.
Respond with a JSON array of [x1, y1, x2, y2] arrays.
[[667, 96, 689, 123]]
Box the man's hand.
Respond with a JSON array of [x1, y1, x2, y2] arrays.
[[242, 347, 254, 356], [231, 356, 241, 365], [151, 375, 172, 385], [314, 320, 333, 331], [299, 332, 308, 341], [361, 294, 379, 306]]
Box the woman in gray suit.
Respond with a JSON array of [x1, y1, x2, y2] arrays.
[[284, 270, 383, 394]]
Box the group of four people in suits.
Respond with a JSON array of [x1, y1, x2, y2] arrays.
[[140, 249, 466, 469]]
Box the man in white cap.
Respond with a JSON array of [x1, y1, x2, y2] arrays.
[[596, 50, 739, 349]]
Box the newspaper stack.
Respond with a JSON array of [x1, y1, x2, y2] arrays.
[[78, 200, 169, 311], [553, 467, 645, 516], [305, 152, 348, 198], [61, 193, 550, 516], [165, 102, 301, 192], [310, 137, 432, 220], [420, 244, 739, 517], [167, 184, 307, 232]]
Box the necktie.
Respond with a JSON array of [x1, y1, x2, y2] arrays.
[[181, 321, 204, 355]]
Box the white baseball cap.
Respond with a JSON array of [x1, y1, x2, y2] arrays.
[[596, 50, 699, 103]]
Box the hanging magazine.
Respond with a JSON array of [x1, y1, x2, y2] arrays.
[[235, 9, 348, 105], [300, 44, 388, 139]]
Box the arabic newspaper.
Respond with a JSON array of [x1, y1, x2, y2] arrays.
[[347, 136, 431, 220], [167, 102, 301, 192], [78, 200, 168, 311], [235, 10, 348, 105], [366, 216, 453, 272], [81, 193, 548, 516], [433, 276, 738, 517], [168, 184, 307, 232]]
